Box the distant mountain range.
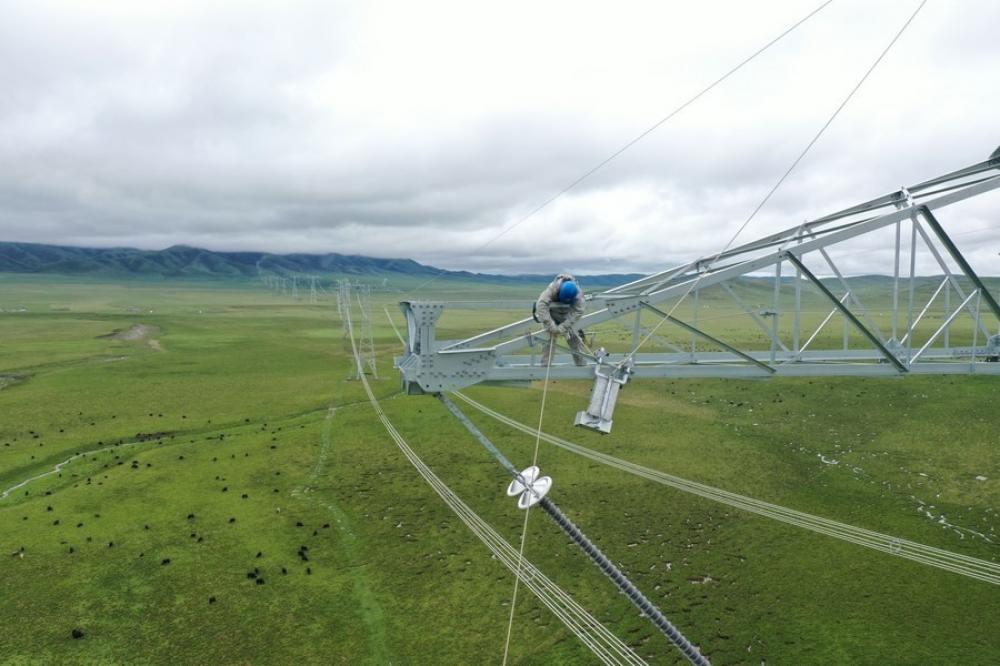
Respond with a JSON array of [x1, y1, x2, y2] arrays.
[[2, 242, 996, 292], [0, 242, 644, 286]]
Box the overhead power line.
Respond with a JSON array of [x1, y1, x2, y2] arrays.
[[628, 0, 929, 361], [342, 288, 647, 664], [452, 391, 1000, 586], [405, 0, 835, 296]]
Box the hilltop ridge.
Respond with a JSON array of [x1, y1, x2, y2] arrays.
[[0, 242, 643, 286]]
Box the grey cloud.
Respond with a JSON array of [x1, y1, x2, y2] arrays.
[[0, 0, 998, 277]]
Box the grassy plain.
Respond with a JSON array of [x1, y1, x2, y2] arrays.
[[0, 273, 998, 665]]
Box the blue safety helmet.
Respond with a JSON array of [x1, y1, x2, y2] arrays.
[[558, 280, 579, 303]]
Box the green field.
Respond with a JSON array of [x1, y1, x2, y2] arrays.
[[1, 273, 998, 665]]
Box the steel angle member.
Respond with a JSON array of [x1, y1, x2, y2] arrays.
[[575, 350, 634, 434]]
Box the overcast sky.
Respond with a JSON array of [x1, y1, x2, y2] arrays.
[[1, 0, 998, 275]]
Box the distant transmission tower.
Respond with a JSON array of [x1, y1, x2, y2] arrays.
[[338, 280, 350, 343], [309, 276, 318, 304], [358, 284, 379, 379], [336, 280, 344, 319], [339, 282, 378, 379], [291, 277, 299, 300]]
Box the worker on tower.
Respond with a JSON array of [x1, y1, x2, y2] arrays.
[[534, 273, 587, 366]]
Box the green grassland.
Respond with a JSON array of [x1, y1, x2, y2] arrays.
[[1, 273, 998, 665]]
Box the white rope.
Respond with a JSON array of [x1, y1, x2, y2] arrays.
[[344, 298, 646, 664], [452, 391, 1000, 586], [502, 339, 555, 665]]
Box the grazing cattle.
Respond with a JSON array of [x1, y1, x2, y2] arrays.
[[71, 628, 84, 639], [161, 558, 171, 565], [208, 596, 216, 604]]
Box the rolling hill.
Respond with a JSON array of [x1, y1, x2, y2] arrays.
[[0, 242, 643, 286]]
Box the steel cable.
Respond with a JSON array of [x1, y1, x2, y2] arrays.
[[343, 300, 648, 664], [452, 391, 1000, 586], [404, 0, 834, 297], [625, 0, 929, 363]]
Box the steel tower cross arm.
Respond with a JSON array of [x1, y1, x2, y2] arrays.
[[480, 174, 1000, 356], [435, 169, 1000, 357], [785, 253, 908, 373]]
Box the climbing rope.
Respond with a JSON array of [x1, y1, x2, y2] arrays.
[[502, 339, 555, 665]]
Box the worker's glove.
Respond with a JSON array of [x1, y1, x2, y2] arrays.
[[547, 323, 559, 335], [556, 323, 570, 335]]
